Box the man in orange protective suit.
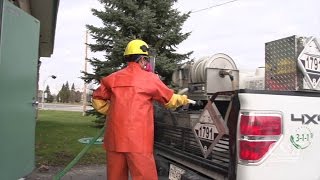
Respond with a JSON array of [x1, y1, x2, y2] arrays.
[[91, 39, 190, 180]]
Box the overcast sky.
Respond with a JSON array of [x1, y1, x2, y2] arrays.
[[39, 0, 320, 94]]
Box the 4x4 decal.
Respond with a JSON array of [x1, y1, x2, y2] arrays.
[[291, 114, 320, 125]]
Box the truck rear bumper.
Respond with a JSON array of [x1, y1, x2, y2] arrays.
[[155, 152, 214, 180], [155, 143, 228, 180]]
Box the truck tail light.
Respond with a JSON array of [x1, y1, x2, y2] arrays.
[[240, 115, 281, 135], [238, 112, 282, 164], [239, 140, 276, 161]]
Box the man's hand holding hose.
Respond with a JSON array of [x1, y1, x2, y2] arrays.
[[165, 94, 195, 109]]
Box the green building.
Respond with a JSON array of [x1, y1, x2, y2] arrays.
[[0, 0, 59, 179]]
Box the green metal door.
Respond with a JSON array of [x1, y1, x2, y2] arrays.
[[0, 0, 40, 179]]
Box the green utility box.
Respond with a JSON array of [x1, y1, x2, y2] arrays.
[[0, 0, 40, 179]]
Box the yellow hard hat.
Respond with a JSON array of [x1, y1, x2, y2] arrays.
[[124, 39, 149, 56]]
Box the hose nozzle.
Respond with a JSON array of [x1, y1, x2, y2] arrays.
[[219, 70, 234, 81]]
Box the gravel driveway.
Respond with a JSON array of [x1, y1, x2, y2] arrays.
[[25, 165, 106, 180]]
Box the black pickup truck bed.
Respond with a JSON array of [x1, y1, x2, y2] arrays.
[[154, 92, 240, 180]]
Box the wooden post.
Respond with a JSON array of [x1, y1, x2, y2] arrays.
[[82, 30, 88, 116]]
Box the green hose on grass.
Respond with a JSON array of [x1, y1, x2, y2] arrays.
[[53, 126, 105, 180]]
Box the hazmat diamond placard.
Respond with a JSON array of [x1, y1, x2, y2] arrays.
[[298, 37, 320, 89], [192, 101, 228, 158]]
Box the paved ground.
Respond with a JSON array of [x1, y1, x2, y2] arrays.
[[25, 165, 106, 180], [25, 165, 169, 180], [40, 103, 92, 112]]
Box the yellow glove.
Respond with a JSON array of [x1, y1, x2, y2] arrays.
[[92, 99, 110, 115], [165, 94, 189, 109]]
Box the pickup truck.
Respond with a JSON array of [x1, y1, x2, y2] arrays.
[[154, 36, 320, 180], [155, 90, 320, 180]]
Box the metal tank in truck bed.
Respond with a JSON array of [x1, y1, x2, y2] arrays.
[[154, 53, 241, 180]]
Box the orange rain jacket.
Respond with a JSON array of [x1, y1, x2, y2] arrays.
[[92, 62, 174, 153]]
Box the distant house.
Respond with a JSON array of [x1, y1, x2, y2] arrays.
[[38, 90, 43, 102]]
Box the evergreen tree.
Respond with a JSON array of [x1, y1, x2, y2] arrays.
[[75, 91, 82, 103], [82, 0, 192, 85], [65, 82, 70, 103], [57, 82, 80, 103], [57, 84, 66, 103], [44, 85, 54, 103], [71, 83, 75, 91], [56, 93, 60, 103], [70, 83, 76, 103]]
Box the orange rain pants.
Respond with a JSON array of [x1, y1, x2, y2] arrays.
[[107, 151, 158, 180]]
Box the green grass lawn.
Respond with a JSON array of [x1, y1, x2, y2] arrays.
[[36, 110, 106, 167]]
